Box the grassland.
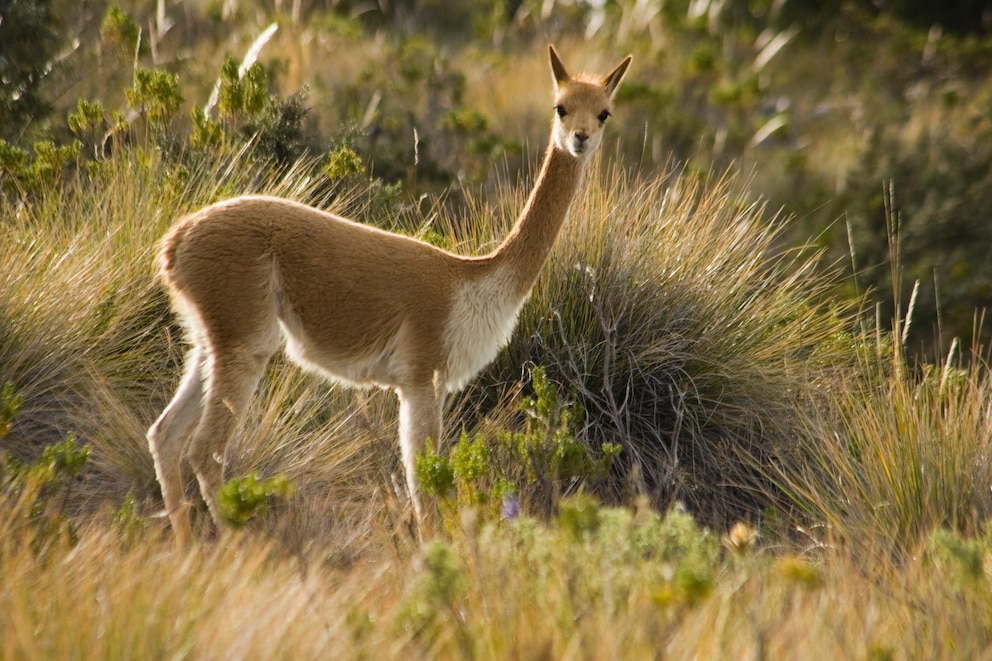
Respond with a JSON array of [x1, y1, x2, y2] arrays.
[[3, 1, 992, 658]]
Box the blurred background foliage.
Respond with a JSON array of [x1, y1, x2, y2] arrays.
[[2, 0, 992, 357]]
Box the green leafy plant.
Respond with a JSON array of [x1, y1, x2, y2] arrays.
[[518, 367, 621, 482], [322, 144, 366, 181], [396, 540, 470, 651], [0, 431, 90, 549], [416, 440, 456, 501], [217, 471, 294, 526], [926, 528, 984, 591], [418, 367, 620, 524], [207, 56, 312, 165], [100, 5, 146, 60], [0, 139, 30, 178], [218, 57, 270, 119], [125, 67, 184, 134], [0, 138, 80, 199], [0, 383, 23, 438], [191, 105, 224, 150], [68, 99, 107, 157], [111, 492, 145, 547]]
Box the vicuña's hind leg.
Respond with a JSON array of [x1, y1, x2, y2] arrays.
[[148, 346, 207, 546], [397, 380, 444, 531], [186, 349, 271, 530]]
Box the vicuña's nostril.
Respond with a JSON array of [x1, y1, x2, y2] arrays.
[[575, 132, 589, 143]]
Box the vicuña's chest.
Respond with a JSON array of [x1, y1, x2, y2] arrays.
[[442, 268, 527, 392]]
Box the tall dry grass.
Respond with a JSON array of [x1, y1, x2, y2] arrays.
[[786, 333, 992, 554], [781, 203, 992, 553], [3, 491, 992, 659]]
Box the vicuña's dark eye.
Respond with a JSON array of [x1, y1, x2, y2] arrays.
[[555, 105, 567, 118], [598, 110, 611, 123]]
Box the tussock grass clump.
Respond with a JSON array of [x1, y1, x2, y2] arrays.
[[0, 157, 175, 484], [791, 339, 992, 554], [460, 161, 855, 525]]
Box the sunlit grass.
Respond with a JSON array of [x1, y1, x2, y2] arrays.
[[788, 335, 992, 554], [4, 488, 992, 659], [0, 523, 401, 658]]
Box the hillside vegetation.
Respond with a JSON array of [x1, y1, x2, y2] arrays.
[[3, 0, 992, 657]]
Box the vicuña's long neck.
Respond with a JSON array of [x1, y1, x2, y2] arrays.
[[489, 140, 582, 300]]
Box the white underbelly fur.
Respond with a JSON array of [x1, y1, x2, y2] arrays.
[[279, 319, 402, 389]]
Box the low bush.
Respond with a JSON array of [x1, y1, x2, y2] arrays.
[[458, 163, 858, 527]]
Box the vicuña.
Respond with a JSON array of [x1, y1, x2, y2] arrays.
[[148, 45, 631, 545]]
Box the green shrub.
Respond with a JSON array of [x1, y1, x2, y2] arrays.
[[100, 5, 146, 61], [125, 67, 184, 134], [0, 429, 90, 550], [0, 383, 23, 438], [322, 144, 365, 181], [68, 99, 107, 156], [416, 440, 456, 501], [0, 138, 80, 200], [218, 471, 294, 527], [418, 367, 620, 524], [927, 528, 984, 591]]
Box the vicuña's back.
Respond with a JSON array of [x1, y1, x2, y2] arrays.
[[147, 46, 631, 545]]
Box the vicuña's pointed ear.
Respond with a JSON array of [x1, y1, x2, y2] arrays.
[[602, 55, 632, 98], [549, 45, 570, 85]]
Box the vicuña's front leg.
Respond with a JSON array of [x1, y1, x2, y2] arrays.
[[396, 381, 444, 531]]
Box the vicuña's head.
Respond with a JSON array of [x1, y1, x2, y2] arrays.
[[549, 45, 632, 159]]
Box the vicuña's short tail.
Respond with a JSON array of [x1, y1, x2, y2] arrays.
[[154, 218, 189, 285]]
